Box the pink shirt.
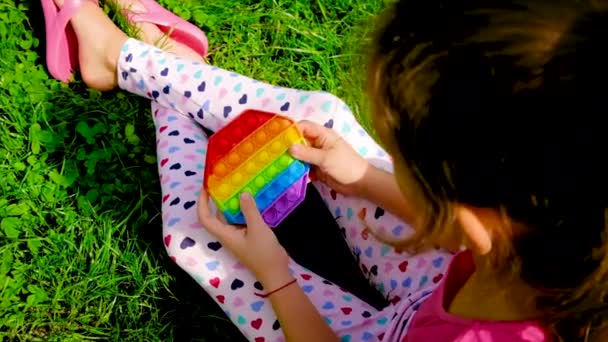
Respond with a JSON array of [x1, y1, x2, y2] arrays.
[[403, 251, 553, 342]]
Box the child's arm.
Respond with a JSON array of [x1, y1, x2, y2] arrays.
[[197, 193, 339, 342], [290, 121, 419, 225], [260, 269, 339, 342]]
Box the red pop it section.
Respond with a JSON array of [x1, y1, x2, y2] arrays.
[[204, 110, 275, 190]]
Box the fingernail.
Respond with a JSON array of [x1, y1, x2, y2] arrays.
[[240, 192, 251, 201], [289, 145, 300, 154]]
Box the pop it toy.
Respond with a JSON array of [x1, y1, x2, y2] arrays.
[[204, 110, 310, 227]]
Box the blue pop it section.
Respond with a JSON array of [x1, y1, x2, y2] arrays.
[[224, 160, 310, 224]]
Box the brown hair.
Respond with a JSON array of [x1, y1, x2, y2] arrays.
[[367, 0, 608, 340]]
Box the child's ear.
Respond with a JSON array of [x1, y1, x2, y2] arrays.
[[454, 205, 494, 255]]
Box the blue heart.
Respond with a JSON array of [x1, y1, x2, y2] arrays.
[[324, 317, 333, 325], [390, 279, 398, 290], [168, 146, 180, 153], [335, 207, 342, 218], [202, 100, 210, 111], [322, 301, 335, 310], [167, 116, 178, 122], [136, 80, 145, 90], [377, 317, 388, 325], [170, 182, 181, 189], [206, 261, 220, 270], [419, 275, 429, 286], [250, 301, 264, 312], [167, 217, 181, 227], [342, 295, 352, 302], [341, 320, 352, 326], [346, 208, 354, 220], [392, 225, 404, 236], [402, 278, 412, 288], [433, 257, 444, 268], [362, 332, 374, 341], [302, 285, 314, 293], [380, 245, 391, 256], [364, 247, 373, 258]]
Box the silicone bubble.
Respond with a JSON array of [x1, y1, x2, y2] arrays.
[[204, 110, 310, 227]]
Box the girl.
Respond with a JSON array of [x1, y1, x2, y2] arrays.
[[44, 0, 608, 341]]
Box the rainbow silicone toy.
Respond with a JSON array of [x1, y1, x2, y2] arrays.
[[203, 110, 310, 228]]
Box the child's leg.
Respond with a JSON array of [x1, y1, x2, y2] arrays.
[[151, 102, 395, 342]]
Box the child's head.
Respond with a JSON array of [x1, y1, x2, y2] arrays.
[[368, 0, 608, 339]]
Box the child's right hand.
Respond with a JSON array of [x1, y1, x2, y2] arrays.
[[289, 121, 370, 197]]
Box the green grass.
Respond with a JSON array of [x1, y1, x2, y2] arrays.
[[0, 0, 384, 340]]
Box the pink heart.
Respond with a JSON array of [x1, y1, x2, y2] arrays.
[[384, 262, 394, 273], [180, 74, 189, 84], [322, 289, 334, 297], [275, 337, 286, 342], [261, 98, 271, 107], [303, 106, 314, 117], [161, 175, 171, 185], [349, 228, 357, 238], [182, 123, 195, 131], [185, 154, 197, 160], [146, 59, 153, 70], [184, 185, 197, 191], [219, 88, 228, 99], [233, 262, 245, 270], [158, 140, 169, 149], [416, 258, 428, 269], [233, 297, 244, 307], [189, 223, 203, 229], [186, 256, 197, 266]]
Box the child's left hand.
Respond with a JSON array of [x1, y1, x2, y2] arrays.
[[197, 191, 291, 285]]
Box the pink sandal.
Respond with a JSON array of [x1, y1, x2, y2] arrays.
[[122, 0, 209, 57], [41, 0, 96, 82]]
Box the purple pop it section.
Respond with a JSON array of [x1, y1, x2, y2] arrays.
[[263, 174, 308, 228]]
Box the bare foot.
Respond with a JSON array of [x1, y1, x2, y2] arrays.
[[110, 0, 205, 62], [54, 0, 128, 90]]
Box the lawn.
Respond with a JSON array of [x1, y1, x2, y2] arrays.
[[0, 0, 384, 340]]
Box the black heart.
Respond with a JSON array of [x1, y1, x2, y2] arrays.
[[183, 138, 195, 144], [168, 130, 179, 136], [340, 227, 346, 237], [230, 279, 244, 290], [125, 53, 133, 62], [170, 197, 180, 206], [185, 170, 197, 177], [362, 311, 372, 318], [160, 68, 169, 76], [180, 237, 195, 249], [184, 91, 192, 98], [197, 81, 206, 92], [163, 85, 170, 94], [187, 112, 194, 119], [254, 281, 264, 291], [272, 320, 280, 330], [374, 207, 385, 219], [183, 201, 196, 210], [151, 90, 160, 99], [197, 109, 204, 119], [280, 102, 290, 111], [121, 71, 129, 80], [370, 265, 378, 276], [223, 106, 232, 118], [324, 119, 334, 128], [207, 241, 222, 251], [322, 280, 333, 285], [129, 67, 137, 73], [170, 163, 182, 170], [239, 94, 248, 104]]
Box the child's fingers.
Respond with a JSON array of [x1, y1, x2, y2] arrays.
[[289, 144, 326, 166], [296, 120, 338, 146], [239, 193, 265, 230], [198, 190, 243, 246]]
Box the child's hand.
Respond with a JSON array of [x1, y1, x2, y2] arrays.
[[197, 191, 291, 286], [289, 121, 370, 197]]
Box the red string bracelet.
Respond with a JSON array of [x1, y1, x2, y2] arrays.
[[254, 279, 298, 298]]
